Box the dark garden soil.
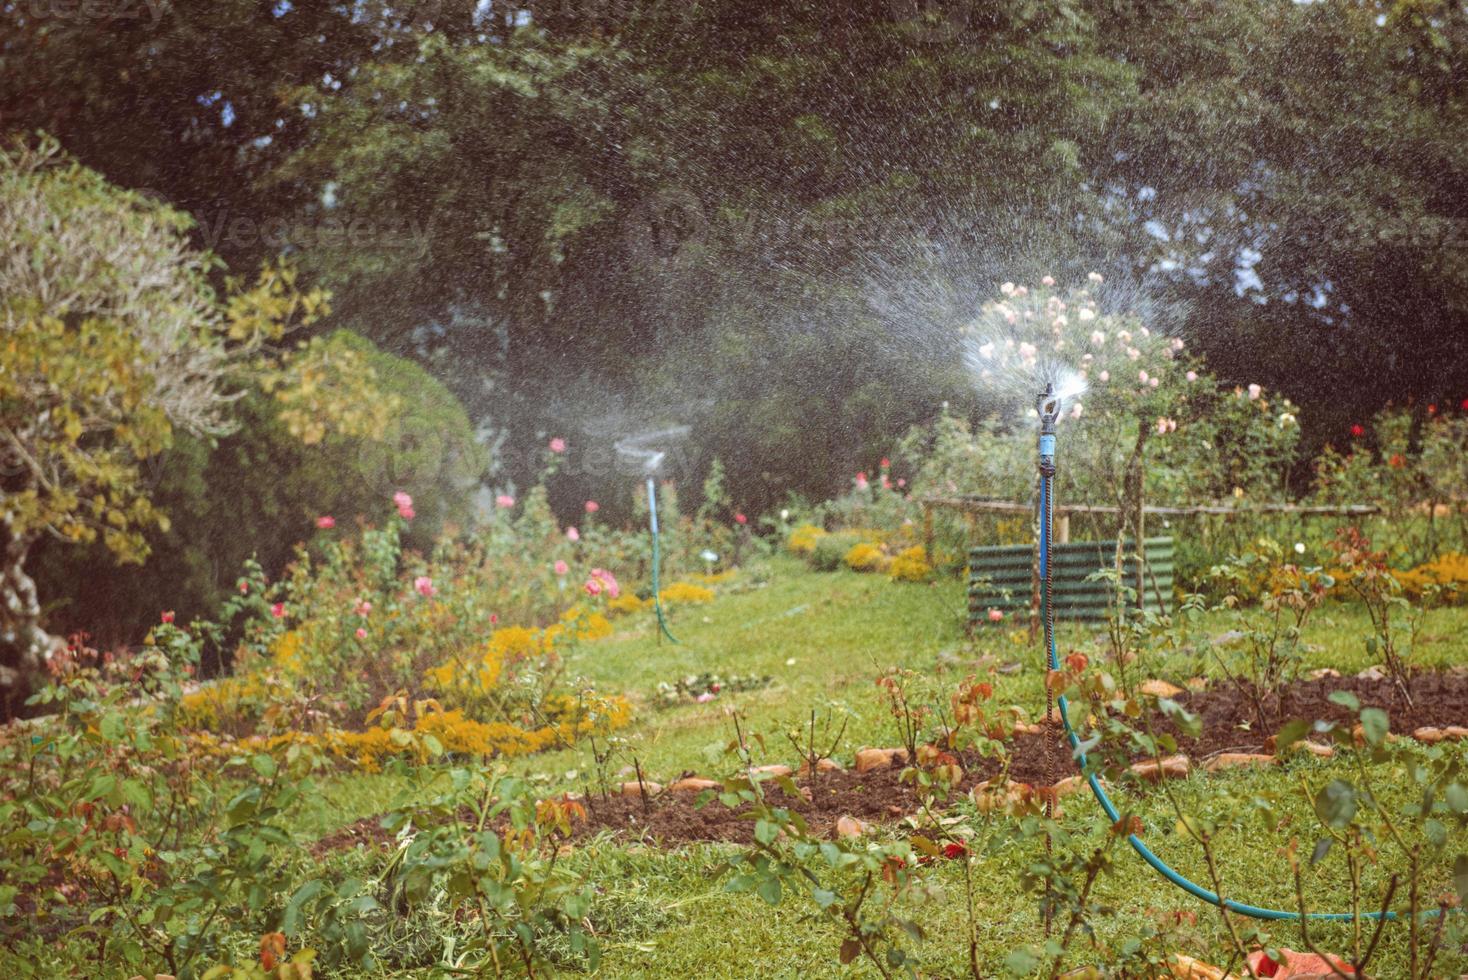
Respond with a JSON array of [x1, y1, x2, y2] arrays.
[[1166, 669, 1468, 756], [314, 670, 1468, 853]]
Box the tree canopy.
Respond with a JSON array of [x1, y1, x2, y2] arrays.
[[4, 0, 1465, 514]]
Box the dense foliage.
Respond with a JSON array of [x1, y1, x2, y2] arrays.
[[3, 0, 1462, 515]]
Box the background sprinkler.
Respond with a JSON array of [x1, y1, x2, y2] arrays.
[[616, 427, 689, 645]]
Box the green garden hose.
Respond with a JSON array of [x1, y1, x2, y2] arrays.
[[1034, 383, 1425, 924]]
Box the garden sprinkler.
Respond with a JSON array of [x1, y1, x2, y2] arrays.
[[615, 429, 688, 645], [1032, 384, 1434, 925]]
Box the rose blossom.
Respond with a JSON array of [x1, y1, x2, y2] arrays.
[[548, 437, 566, 453], [414, 576, 436, 597], [589, 568, 620, 598], [495, 494, 515, 508], [393, 491, 415, 520], [1248, 384, 1262, 400], [355, 628, 367, 640], [354, 599, 372, 616], [566, 526, 580, 542], [987, 608, 1004, 622], [316, 515, 335, 529], [161, 610, 175, 624], [585, 500, 599, 513], [271, 602, 286, 619], [554, 560, 569, 576]]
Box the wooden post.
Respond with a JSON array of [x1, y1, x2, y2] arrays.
[[1056, 512, 1071, 545]]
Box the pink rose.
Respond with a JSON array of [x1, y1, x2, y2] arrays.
[[549, 437, 566, 453], [271, 602, 286, 619], [496, 494, 515, 509], [584, 577, 602, 597], [161, 610, 175, 624], [393, 491, 415, 520], [735, 512, 748, 525], [316, 515, 335, 529], [1248, 383, 1262, 400], [1186, 370, 1198, 382], [489, 613, 498, 625], [585, 500, 599, 513], [414, 576, 436, 597], [239, 581, 249, 594], [696, 691, 715, 703], [355, 627, 367, 640], [354, 598, 372, 616], [855, 473, 869, 491], [554, 560, 569, 576], [589, 568, 620, 598], [566, 526, 580, 542], [987, 608, 1003, 623]]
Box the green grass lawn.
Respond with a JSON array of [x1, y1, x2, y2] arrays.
[[283, 556, 1468, 978]]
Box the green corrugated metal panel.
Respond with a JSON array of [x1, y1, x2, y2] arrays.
[[968, 538, 1175, 625]]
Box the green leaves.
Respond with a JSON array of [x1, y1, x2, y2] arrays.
[[1314, 780, 1359, 829], [1358, 708, 1390, 747]]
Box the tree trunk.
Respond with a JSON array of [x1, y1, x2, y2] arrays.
[[0, 520, 60, 720]]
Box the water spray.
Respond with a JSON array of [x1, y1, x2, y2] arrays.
[[616, 428, 688, 645], [1032, 385, 1427, 924]]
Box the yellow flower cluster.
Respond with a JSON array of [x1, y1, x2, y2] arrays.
[[189, 696, 632, 773], [658, 581, 715, 605], [606, 593, 652, 616], [843, 541, 887, 572], [888, 545, 932, 582], [177, 673, 288, 731], [1394, 552, 1468, 599], [787, 524, 826, 555]]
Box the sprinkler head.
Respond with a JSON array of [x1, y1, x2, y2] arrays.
[[1036, 383, 1061, 434], [1036, 383, 1058, 477]]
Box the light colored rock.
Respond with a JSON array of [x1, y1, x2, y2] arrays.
[[668, 777, 721, 793], [797, 757, 845, 776], [1415, 727, 1446, 744], [1205, 752, 1276, 772], [854, 747, 909, 773], [1446, 726, 1468, 739], [751, 763, 793, 777], [1308, 667, 1341, 680], [1165, 953, 1234, 979], [619, 780, 661, 797], [1294, 741, 1335, 759], [1051, 775, 1094, 798], [1357, 665, 1387, 681], [835, 815, 867, 838], [1130, 755, 1191, 782], [1140, 679, 1185, 699]]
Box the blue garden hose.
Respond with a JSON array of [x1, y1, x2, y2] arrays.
[[1033, 384, 1400, 924], [647, 477, 679, 644]]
